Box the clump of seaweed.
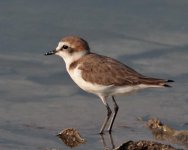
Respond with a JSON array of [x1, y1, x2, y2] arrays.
[[57, 128, 85, 148], [147, 118, 188, 148]]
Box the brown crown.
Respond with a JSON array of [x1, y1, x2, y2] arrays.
[[61, 36, 90, 52]]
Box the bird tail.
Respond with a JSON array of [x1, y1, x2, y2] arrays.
[[139, 77, 174, 87], [163, 80, 174, 87]]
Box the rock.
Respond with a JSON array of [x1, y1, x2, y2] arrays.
[[147, 118, 188, 148], [115, 140, 177, 150], [57, 128, 85, 148]]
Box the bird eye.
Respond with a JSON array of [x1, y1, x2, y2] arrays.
[[62, 45, 68, 49]]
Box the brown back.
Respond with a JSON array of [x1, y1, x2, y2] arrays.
[[69, 53, 167, 86]]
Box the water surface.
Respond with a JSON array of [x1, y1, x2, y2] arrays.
[[0, 0, 188, 149]]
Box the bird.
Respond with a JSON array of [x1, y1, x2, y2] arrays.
[[45, 36, 174, 134]]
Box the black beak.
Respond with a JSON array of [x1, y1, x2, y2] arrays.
[[44, 49, 56, 56]]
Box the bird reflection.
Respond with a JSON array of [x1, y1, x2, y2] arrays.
[[100, 133, 115, 150]]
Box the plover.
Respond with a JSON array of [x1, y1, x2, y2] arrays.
[[45, 36, 173, 134]]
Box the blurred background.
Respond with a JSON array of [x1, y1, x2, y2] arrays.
[[0, 0, 188, 149]]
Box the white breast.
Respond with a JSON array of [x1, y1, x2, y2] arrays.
[[67, 66, 113, 97]]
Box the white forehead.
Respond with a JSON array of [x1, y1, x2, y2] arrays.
[[56, 41, 71, 50]]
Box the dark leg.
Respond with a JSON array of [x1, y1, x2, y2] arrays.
[[99, 104, 112, 134], [108, 96, 119, 133]]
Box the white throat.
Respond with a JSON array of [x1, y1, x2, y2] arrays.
[[56, 50, 87, 71]]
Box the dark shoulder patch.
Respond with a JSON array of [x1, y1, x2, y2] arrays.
[[69, 60, 79, 70]]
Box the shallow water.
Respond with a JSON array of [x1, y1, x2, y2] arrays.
[[0, 0, 188, 149]]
